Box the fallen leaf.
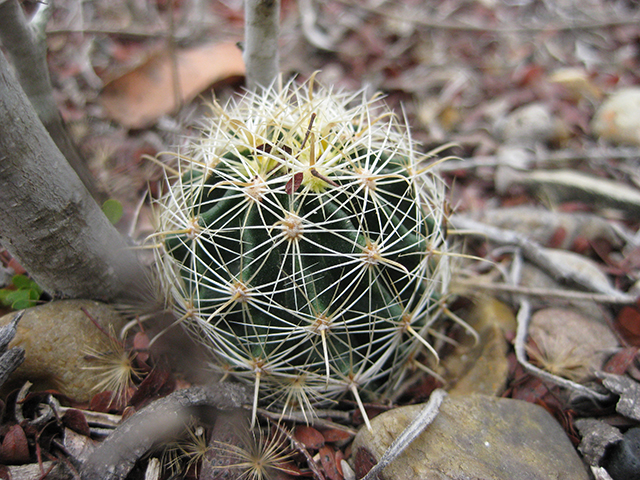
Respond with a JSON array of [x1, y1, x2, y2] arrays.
[[319, 428, 353, 444], [62, 409, 91, 437], [603, 347, 640, 375], [89, 390, 128, 413], [617, 305, 640, 345], [354, 447, 376, 480], [101, 42, 245, 128], [318, 445, 342, 480], [129, 368, 173, 409], [293, 425, 324, 450], [0, 424, 30, 464]]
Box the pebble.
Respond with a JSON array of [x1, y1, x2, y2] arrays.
[[444, 298, 514, 397], [0, 300, 128, 402], [496, 103, 555, 145], [528, 308, 618, 382], [447, 324, 510, 396], [351, 394, 590, 480], [592, 87, 640, 145], [603, 427, 640, 480]]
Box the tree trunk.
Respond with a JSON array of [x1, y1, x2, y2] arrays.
[[244, 0, 280, 92], [0, 51, 147, 305]]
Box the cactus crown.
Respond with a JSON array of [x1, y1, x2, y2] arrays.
[[151, 78, 452, 424]]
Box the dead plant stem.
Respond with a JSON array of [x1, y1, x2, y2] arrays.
[[453, 278, 637, 305]]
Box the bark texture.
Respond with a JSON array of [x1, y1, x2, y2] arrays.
[[0, 0, 103, 201], [0, 51, 146, 304], [244, 0, 280, 91], [80, 384, 249, 480]]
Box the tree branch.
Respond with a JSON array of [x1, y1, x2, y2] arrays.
[[243, 0, 280, 92], [0, 51, 146, 304], [0, 0, 104, 201], [80, 384, 249, 480]]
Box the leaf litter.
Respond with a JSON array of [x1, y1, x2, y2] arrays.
[[1, 0, 640, 478]]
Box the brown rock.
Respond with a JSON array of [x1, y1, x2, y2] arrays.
[[351, 394, 589, 480], [0, 300, 128, 402], [528, 307, 618, 382], [447, 324, 510, 396]]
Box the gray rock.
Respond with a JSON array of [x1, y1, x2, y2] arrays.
[[603, 427, 640, 480], [575, 418, 623, 466], [0, 300, 129, 402], [496, 103, 554, 145], [351, 394, 589, 480]]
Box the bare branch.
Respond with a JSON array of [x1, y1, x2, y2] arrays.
[[80, 384, 249, 480], [0, 52, 146, 304], [449, 215, 635, 302], [0, 0, 103, 200], [453, 278, 637, 305], [244, 0, 280, 92]]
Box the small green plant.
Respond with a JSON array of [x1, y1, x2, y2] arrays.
[[101, 199, 124, 225], [0, 274, 42, 310], [151, 77, 456, 425]]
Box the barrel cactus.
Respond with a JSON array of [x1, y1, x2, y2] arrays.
[[152, 78, 453, 425]]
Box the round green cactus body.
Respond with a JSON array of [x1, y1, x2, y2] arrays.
[[154, 79, 451, 418]]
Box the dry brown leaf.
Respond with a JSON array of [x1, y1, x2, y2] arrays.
[[0, 424, 30, 464], [100, 42, 245, 129], [293, 425, 325, 450]]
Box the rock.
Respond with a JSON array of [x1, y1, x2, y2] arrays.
[[575, 418, 623, 467], [496, 103, 555, 145], [444, 298, 514, 398], [592, 88, 640, 145], [351, 394, 589, 480], [603, 427, 640, 480], [468, 296, 518, 337], [528, 308, 618, 382], [446, 324, 510, 396], [0, 300, 129, 402]]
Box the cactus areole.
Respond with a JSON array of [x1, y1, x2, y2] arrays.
[[154, 79, 451, 420]]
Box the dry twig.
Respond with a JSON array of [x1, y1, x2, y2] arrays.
[[80, 383, 249, 480], [450, 216, 635, 303]]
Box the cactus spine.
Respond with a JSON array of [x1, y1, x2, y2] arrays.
[[152, 79, 452, 424]]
